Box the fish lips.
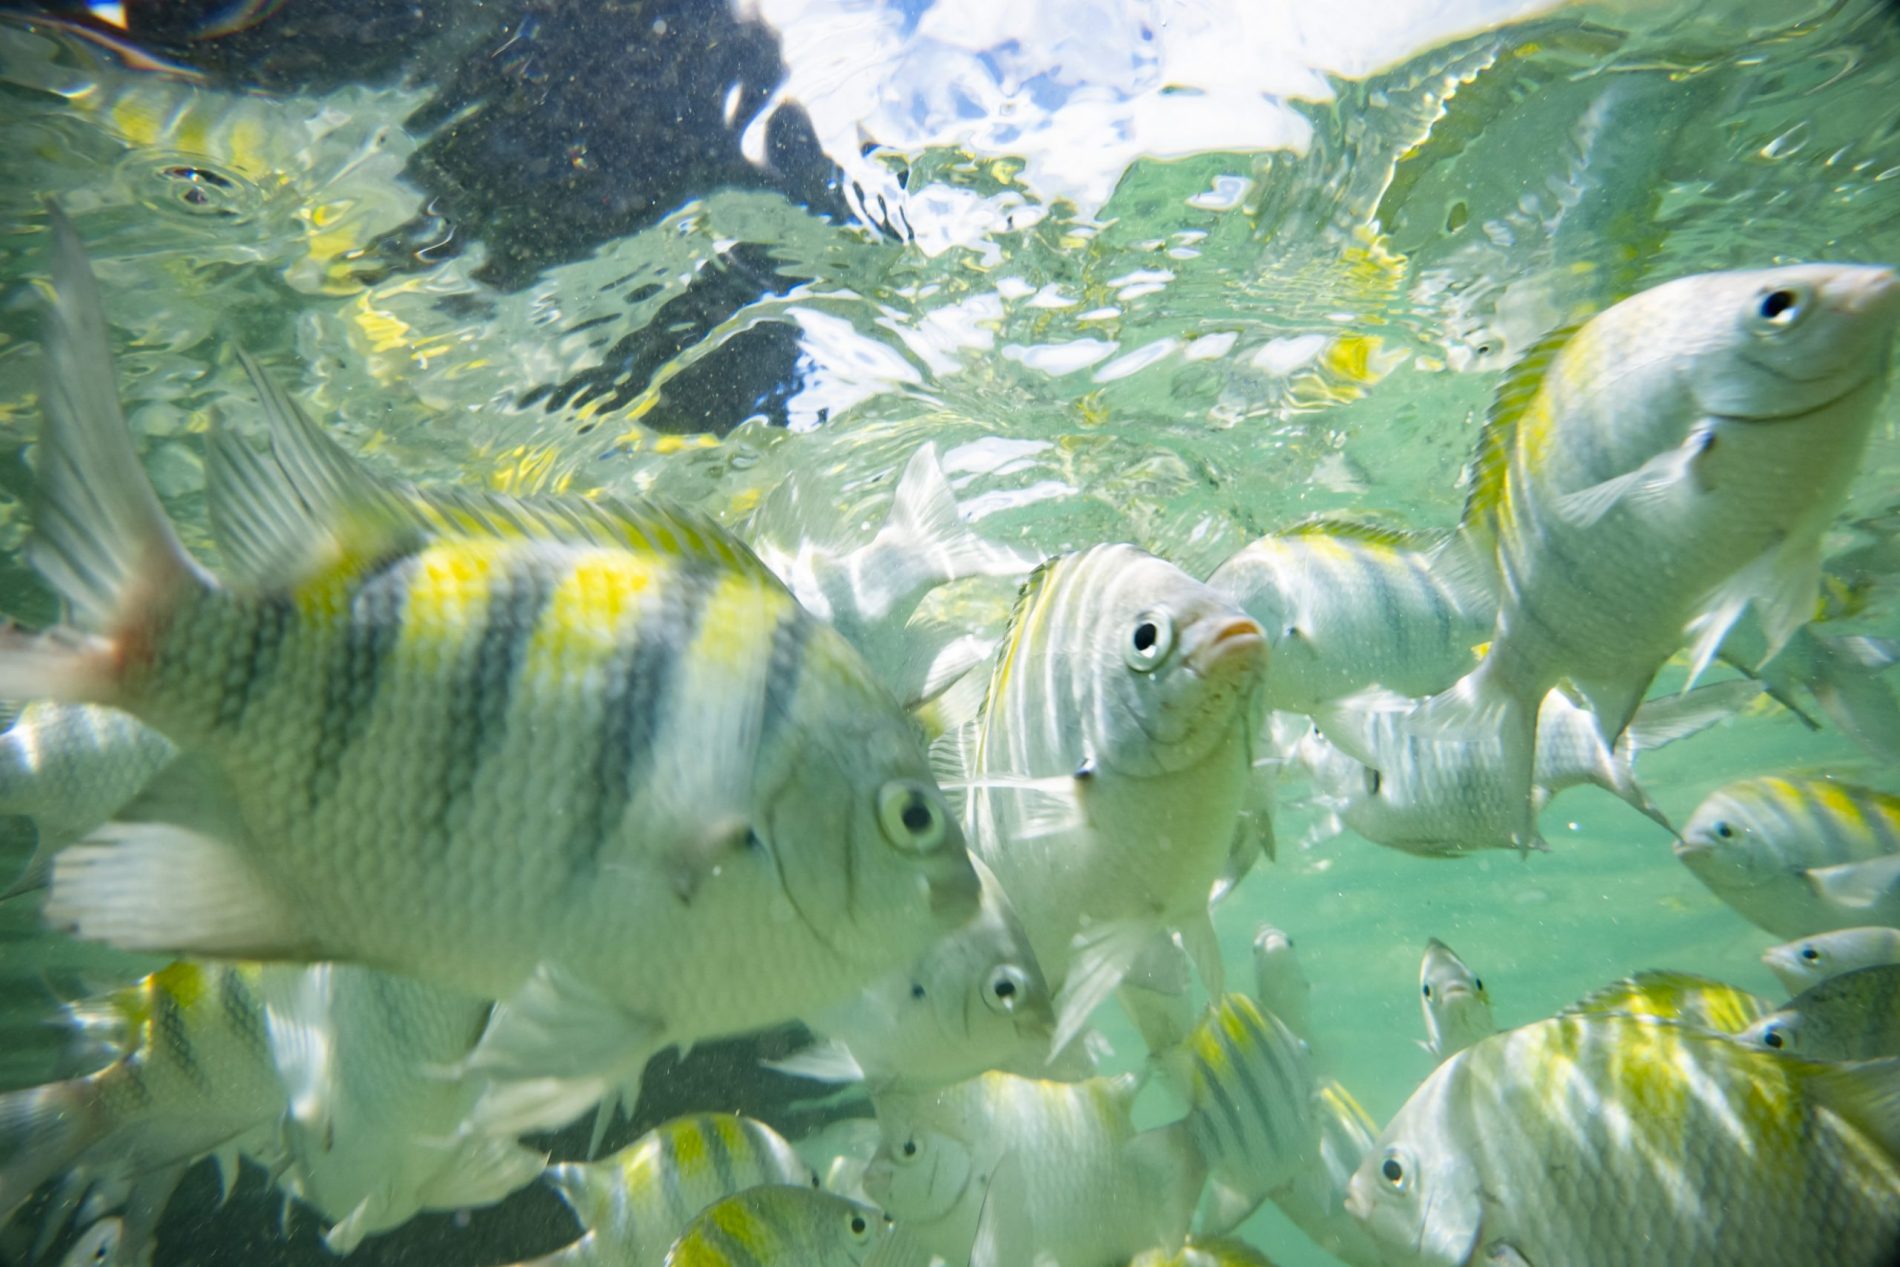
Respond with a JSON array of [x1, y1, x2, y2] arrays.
[[1183, 615, 1268, 680]]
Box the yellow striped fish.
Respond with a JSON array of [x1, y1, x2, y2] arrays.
[[938, 544, 1267, 1049], [1273, 1078, 1390, 1267], [1205, 520, 1493, 713], [1454, 262, 1900, 748], [1172, 993, 1318, 1235], [1561, 969, 1770, 1036], [1676, 776, 1900, 937], [662, 1185, 896, 1267], [16, 206, 979, 1132], [0, 962, 286, 1259], [1346, 1012, 1900, 1267], [1740, 965, 1900, 1062], [514, 1114, 813, 1267]]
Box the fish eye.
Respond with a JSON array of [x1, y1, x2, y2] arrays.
[[1473, 978, 1484, 992], [901, 1139, 918, 1158], [1799, 945, 1820, 961], [983, 965, 1030, 1014], [877, 781, 948, 853], [1713, 821, 1734, 840], [1379, 1149, 1413, 1193], [910, 982, 926, 1000], [1422, 982, 1433, 999], [847, 1212, 870, 1239], [1755, 286, 1805, 327], [1366, 767, 1383, 796], [1123, 608, 1176, 671], [1762, 1025, 1786, 1050]]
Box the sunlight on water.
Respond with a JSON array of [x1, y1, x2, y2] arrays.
[[1, 0, 1899, 1263]]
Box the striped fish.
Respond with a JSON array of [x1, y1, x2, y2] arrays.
[[1763, 927, 1900, 997], [867, 1071, 1201, 1267], [1205, 520, 1492, 713], [1561, 970, 1770, 1036], [1273, 1078, 1391, 1267], [1419, 938, 1494, 1062], [663, 1185, 894, 1267], [1175, 993, 1318, 1234], [0, 962, 286, 1260], [1676, 776, 1900, 937], [938, 543, 1267, 1049], [1448, 263, 1900, 760], [1347, 1013, 1900, 1267], [516, 1114, 814, 1267], [0, 701, 176, 895], [16, 206, 979, 1133], [1740, 965, 1900, 1062]]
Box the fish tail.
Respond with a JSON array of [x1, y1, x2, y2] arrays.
[[12, 204, 208, 706], [0, 1079, 104, 1229]]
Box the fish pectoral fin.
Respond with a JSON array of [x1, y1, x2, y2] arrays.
[[1051, 918, 1158, 1058], [662, 815, 757, 905], [414, 1134, 547, 1213], [1193, 1172, 1265, 1238], [1805, 854, 1900, 911], [969, 1150, 1032, 1267], [1551, 432, 1710, 530], [44, 822, 312, 959], [1178, 911, 1226, 998], [465, 964, 662, 1137], [762, 1037, 867, 1085]]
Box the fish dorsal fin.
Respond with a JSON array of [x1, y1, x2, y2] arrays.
[[212, 350, 776, 588], [1460, 320, 1584, 533], [1281, 515, 1434, 551], [210, 347, 420, 586]]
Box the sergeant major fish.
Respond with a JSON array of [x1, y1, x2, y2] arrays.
[[1676, 775, 1900, 937], [1739, 965, 1900, 1062], [662, 1185, 897, 1267], [1419, 938, 1494, 1062], [934, 544, 1268, 1051], [509, 1113, 814, 1267], [16, 206, 980, 1134], [1763, 926, 1900, 996], [1347, 1012, 1900, 1267]]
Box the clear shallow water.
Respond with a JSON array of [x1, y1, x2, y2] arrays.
[[1, 1, 1898, 1264]]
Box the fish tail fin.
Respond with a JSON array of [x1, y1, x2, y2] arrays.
[[0, 1079, 105, 1228], [1805, 634, 1900, 764], [17, 204, 207, 704]]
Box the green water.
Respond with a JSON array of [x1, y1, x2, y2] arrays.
[[1, 1, 1899, 1264]]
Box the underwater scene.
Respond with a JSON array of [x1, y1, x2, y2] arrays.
[[1, 0, 1899, 1263]]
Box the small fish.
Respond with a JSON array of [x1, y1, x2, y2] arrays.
[[1739, 965, 1900, 1061], [1762, 927, 1900, 996], [1170, 993, 1318, 1236], [1419, 939, 1494, 1062], [662, 1185, 893, 1267], [514, 1114, 814, 1267], [18, 206, 979, 1134], [866, 1071, 1201, 1267], [1204, 520, 1493, 713], [0, 963, 287, 1262], [262, 968, 544, 1255], [1346, 1012, 1900, 1267], [773, 858, 1057, 1091], [1561, 969, 1770, 1036], [55, 1217, 122, 1267], [933, 544, 1268, 1051], [1676, 776, 1900, 937], [1250, 926, 1313, 1046], [0, 702, 176, 895]]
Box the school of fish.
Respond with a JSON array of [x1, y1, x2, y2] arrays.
[[0, 178, 1897, 1267]]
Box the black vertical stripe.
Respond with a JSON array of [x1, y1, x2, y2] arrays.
[[305, 550, 417, 811], [565, 562, 711, 874], [424, 557, 557, 857], [755, 608, 811, 757], [215, 595, 295, 731]]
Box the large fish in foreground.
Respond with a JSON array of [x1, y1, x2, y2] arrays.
[[15, 205, 980, 1132], [1345, 1012, 1900, 1267]]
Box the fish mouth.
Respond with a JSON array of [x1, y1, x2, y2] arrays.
[[1671, 835, 1707, 860], [1184, 615, 1268, 677]]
